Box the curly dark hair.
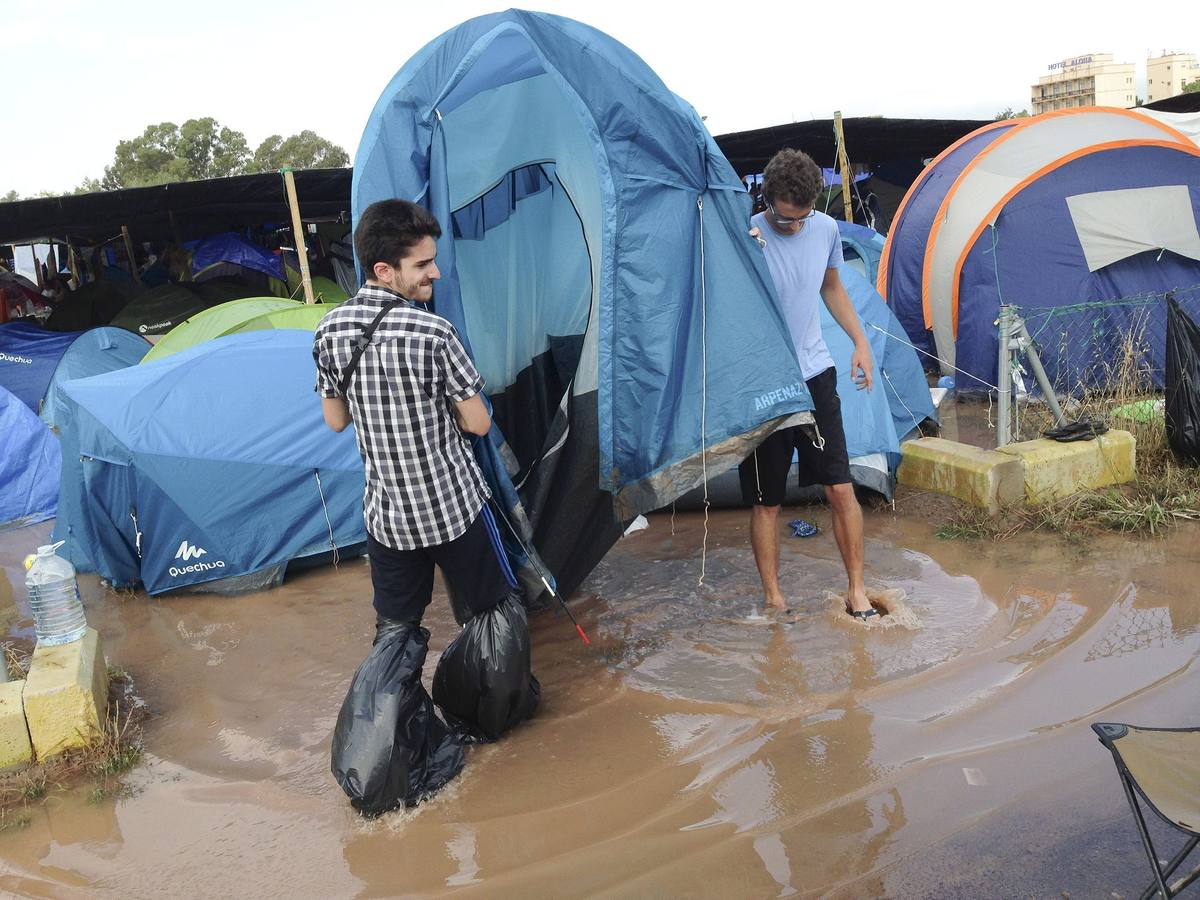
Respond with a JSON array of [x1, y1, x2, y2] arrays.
[[761, 149, 823, 208], [354, 199, 442, 274]]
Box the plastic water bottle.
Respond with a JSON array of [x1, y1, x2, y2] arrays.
[[24, 542, 88, 646]]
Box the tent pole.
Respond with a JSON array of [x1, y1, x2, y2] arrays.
[[121, 226, 143, 287], [281, 167, 315, 304], [834, 111, 853, 223], [997, 305, 1013, 447]]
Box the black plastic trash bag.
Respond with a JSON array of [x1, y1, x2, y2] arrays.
[[433, 591, 540, 743], [331, 618, 465, 817], [1166, 296, 1200, 465]]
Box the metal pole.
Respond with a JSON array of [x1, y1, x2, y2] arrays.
[[1013, 317, 1067, 428], [997, 305, 1013, 447]]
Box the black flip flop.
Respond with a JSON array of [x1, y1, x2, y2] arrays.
[[848, 608, 880, 622]]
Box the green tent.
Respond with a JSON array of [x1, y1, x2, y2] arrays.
[[282, 271, 350, 304], [110, 278, 258, 337], [142, 296, 340, 363]]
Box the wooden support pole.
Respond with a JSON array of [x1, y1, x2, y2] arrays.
[[121, 226, 142, 287], [833, 111, 854, 223], [281, 167, 315, 304], [66, 239, 82, 287]]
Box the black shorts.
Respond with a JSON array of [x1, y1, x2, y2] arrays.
[[367, 506, 515, 624], [738, 366, 851, 506]]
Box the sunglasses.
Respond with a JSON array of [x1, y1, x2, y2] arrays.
[[767, 204, 817, 227]]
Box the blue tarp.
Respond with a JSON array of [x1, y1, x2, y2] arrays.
[[188, 233, 285, 282], [0, 322, 83, 412], [354, 10, 814, 599], [0, 385, 60, 528], [52, 331, 366, 594], [40, 327, 149, 429]]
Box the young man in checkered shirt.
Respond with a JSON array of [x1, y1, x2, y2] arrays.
[[313, 199, 510, 625]]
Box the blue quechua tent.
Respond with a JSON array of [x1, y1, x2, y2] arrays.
[[0, 322, 149, 424], [40, 327, 150, 429], [52, 331, 366, 594], [355, 9, 813, 600], [0, 385, 60, 528], [0, 322, 82, 412]]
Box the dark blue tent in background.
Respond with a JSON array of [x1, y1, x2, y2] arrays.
[[354, 9, 814, 600], [52, 331, 366, 594], [0, 385, 60, 528], [0, 322, 81, 412], [0, 322, 148, 421]]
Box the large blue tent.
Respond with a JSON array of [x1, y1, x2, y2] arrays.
[[880, 109, 1200, 391], [0, 385, 60, 528], [354, 10, 813, 600], [52, 331, 366, 594]]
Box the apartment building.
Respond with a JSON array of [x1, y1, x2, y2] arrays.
[[1147, 51, 1200, 103], [1031, 53, 1136, 114]]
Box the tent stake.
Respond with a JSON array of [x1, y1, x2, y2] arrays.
[[281, 167, 315, 304]]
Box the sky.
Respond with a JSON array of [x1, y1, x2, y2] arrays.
[[0, 0, 1194, 198]]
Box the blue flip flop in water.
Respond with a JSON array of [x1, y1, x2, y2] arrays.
[[789, 519, 819, 538]]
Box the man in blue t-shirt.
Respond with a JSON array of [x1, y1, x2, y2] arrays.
[[738, 148, 878, 620]]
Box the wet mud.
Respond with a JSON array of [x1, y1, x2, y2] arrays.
[[0, 498, 1198, 898]]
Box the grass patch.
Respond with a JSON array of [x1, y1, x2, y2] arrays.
[[937, 319, 1200, 541], [0, 810, 31, 832], [0, 667, 146, 813]]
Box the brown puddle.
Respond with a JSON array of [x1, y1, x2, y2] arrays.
[[1, 501, 1198, 898]]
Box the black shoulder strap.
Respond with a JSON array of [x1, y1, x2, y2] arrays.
[[337, 301, 402, 396]]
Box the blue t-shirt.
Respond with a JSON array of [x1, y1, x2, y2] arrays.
[[752, 209, 842, 380]]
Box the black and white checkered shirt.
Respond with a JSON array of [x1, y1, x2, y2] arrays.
[[313, 283, 490, 550]]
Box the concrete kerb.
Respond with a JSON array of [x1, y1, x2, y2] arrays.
[[899, 431, 1138, 512], [0, 680, 33, 771], [899, 437, 1024, 514], [21, 628, 109, 761]]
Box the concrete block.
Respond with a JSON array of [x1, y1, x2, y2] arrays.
[[22, 628, 108, 759], [0, 680, 33, 771], [996, 430, 1136, 503], [899, 437, 1025, 513]]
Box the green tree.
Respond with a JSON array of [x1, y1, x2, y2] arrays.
[[250, 130, 350, 172], [101, 118, 250, 189], [1183, 79, 1200, 94], [1, 189, 18, 203], [994, 107, 1030, 120]]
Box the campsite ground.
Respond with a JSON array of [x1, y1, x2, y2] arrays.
[[1, 475, 1196, 898]]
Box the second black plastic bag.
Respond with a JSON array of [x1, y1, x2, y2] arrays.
[[331, 618, 465, 817], [433, 591, 540, 742], [1166, 296, 1200, 465]]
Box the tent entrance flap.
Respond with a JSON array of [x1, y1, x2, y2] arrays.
[[452, 161, 592, 482]]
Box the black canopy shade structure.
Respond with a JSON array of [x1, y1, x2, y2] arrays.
[[0, 168, 352, 246], [712, 116, 991, 177]]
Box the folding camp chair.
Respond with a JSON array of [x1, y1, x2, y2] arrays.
[[1092, 723, 1200, 898]]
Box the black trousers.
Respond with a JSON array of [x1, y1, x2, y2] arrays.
[[367, 509, 513, 624]]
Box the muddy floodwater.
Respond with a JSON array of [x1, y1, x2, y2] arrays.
[[1, 499, 1198, 898]]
